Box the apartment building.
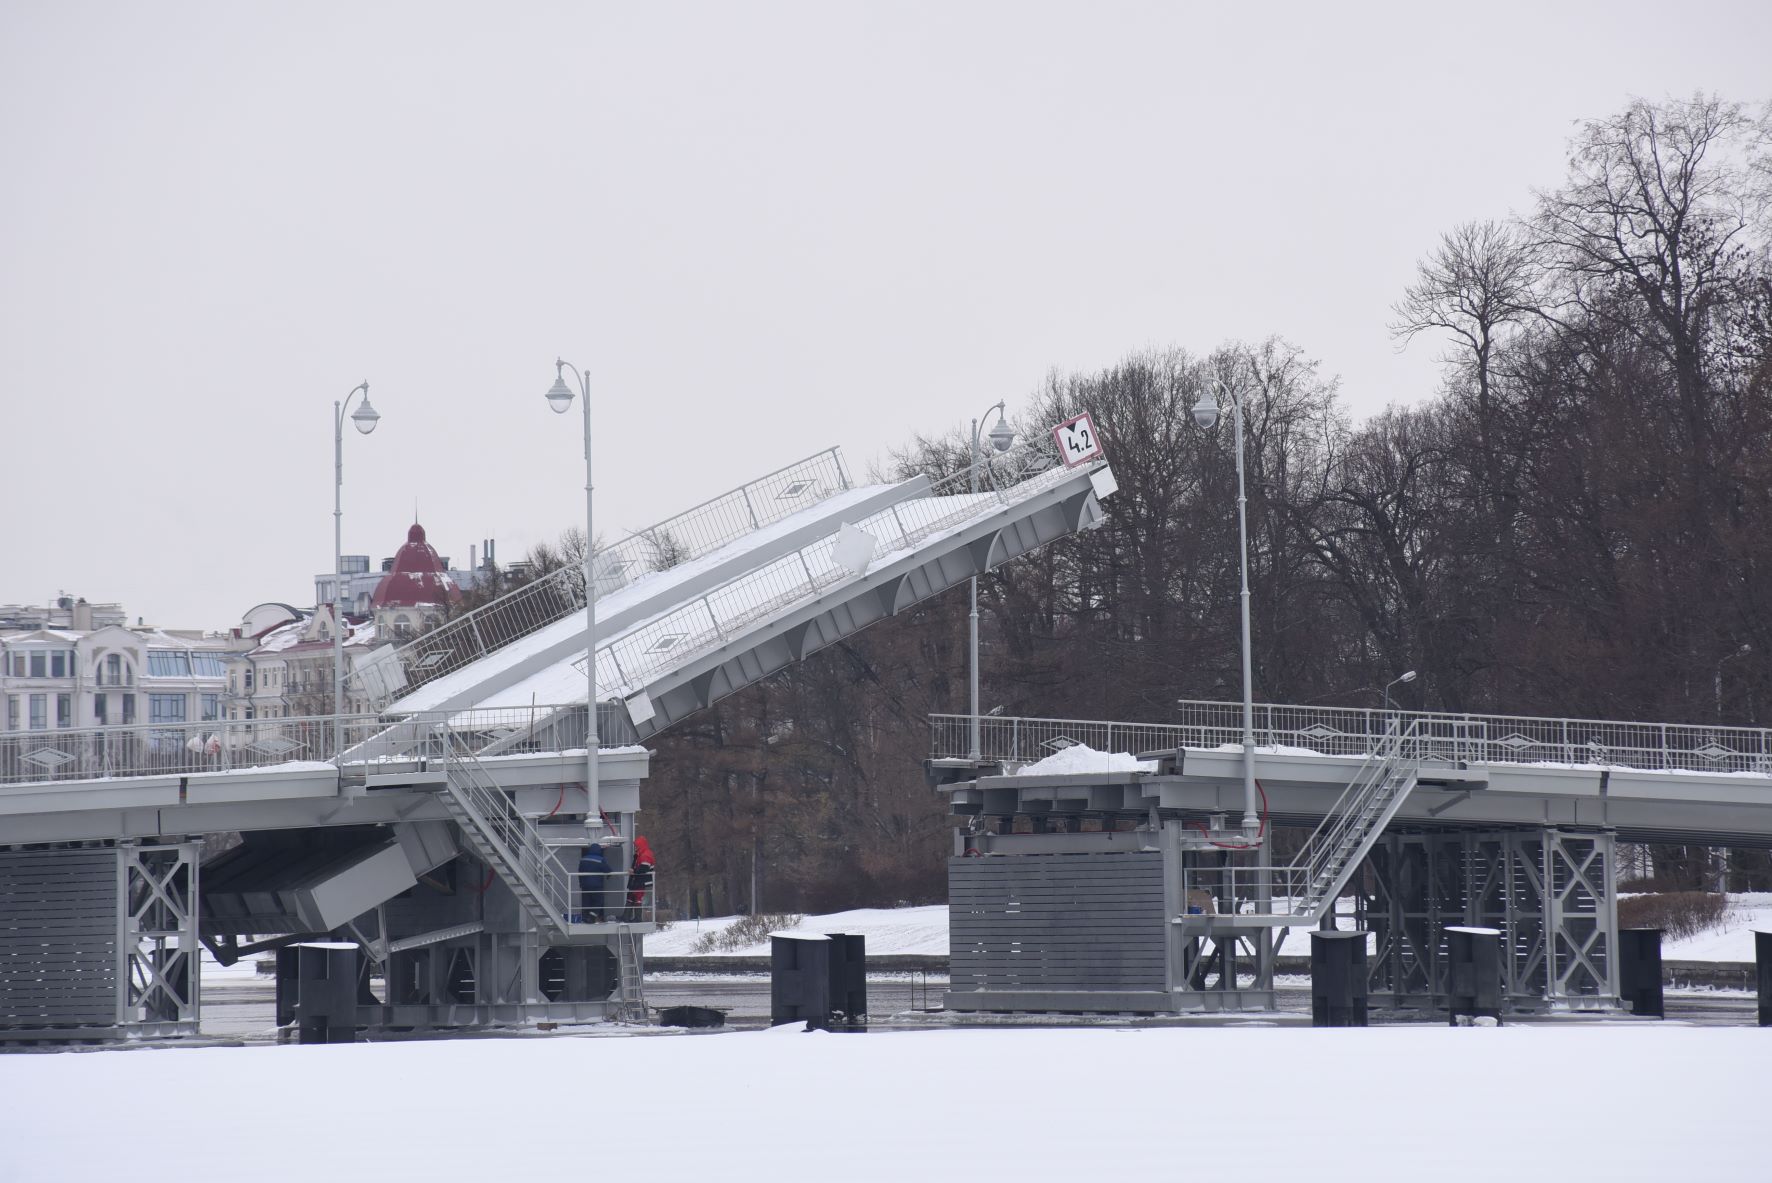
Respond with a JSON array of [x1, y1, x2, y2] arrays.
[[0, 599, 229, 734]]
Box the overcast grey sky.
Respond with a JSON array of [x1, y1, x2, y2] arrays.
[[3, 1, 1768, 629]]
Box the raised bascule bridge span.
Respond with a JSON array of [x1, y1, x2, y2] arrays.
[[929, 704, 1772, 1015], [0, 426, 1116, 1040]]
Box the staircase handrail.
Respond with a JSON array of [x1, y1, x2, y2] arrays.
[[1289, 716, 1416, 884], [1175, 718, 1422, 924], [438, 722, 571, 933]]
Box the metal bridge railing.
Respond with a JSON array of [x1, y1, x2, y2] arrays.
[[0, 703, 641, 788], [932, 701, 1772, 776], [928, 714, 1188, 766], [350, 447, 852, 707], [0, 713, 388, 787], [580, 424, 1088, 699]]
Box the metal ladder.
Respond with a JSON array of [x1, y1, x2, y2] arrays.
[[437, 724, 571, 937], [614, 923, 646, 1022]]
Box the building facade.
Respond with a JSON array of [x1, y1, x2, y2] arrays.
[[1, 606, 229, 736]]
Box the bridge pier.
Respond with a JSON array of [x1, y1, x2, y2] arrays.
[[0, 839, 201, 1042], [1360, 827, 1619, 1012], [944, 821, 1282, 1015]]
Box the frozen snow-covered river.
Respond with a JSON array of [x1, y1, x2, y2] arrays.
[[4, 1016, 1764, 1182]]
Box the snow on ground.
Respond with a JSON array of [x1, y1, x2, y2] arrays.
[[648, 905, 948, 957], [652, 897, 1772, 963], [0, 1025, 1759, 1181], [198, 946, 267, 982], [1659, 893, 1772, 962]]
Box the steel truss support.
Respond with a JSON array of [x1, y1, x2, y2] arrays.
[[1169, 845, 1278, 1011], [119, 841, 201, 1036], [1359, 827, 1617, 1011]]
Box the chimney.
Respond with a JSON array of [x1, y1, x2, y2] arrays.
[[72, 598, 93, 631], [469, 544, 477, 573]]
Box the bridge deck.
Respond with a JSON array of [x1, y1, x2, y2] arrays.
[[931, 706, 1772, 845]]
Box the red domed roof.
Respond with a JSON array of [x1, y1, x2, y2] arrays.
[[371, 522, 461, 609]]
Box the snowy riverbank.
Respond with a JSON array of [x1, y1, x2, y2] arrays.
[[647, 894, 1772, 964]]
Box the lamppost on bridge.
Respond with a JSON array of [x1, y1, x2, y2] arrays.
[[1383, 670, 1417, 715], [968, 403, 1016, 762], [1716, 643, 1751, 722], [333, 382, 381, 758], [1713, 642, 1751, 895], [546, 361, 601, 839], [1191, 375, 1260, 842]]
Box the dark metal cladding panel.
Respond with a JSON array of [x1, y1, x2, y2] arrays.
[[0, 848, 119, 1028], [949, 851, 1166, 994]]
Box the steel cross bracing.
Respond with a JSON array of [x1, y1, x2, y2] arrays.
[[122, 843, 201, 1033], [1358, 830, 1618, 1008]]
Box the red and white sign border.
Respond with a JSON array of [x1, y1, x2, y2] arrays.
[[1051, 411, 1105, 469]]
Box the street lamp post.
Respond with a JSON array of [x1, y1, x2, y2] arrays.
[[1714, 642, 1752, 894], [968, 403, 1016, 762], [546, 361, 600, 840], [1383, 670, 1418, 715], [333, 382, 380, 758], [1716, 643, 1751, 722], [1191, 377, 1260, 840]]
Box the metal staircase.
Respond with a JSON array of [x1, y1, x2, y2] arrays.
[[1287, 719, 1422, 920], [1184, 718, 1423, 927], [436, 725, 572, 938]]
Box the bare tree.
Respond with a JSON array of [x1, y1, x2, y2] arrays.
[[1392, 220, 1538, 458], [1532, 94, 1770, 444]]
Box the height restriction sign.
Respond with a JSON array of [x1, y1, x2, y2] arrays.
[[1052, 412, 1104, 468]]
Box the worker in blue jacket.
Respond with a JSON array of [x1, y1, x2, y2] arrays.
[[574, 843, 612, 923]]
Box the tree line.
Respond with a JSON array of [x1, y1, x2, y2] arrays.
[[536, 95, 1772, 913]]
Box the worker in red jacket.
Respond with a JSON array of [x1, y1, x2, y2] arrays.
[[626, 836, 656, 920]]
